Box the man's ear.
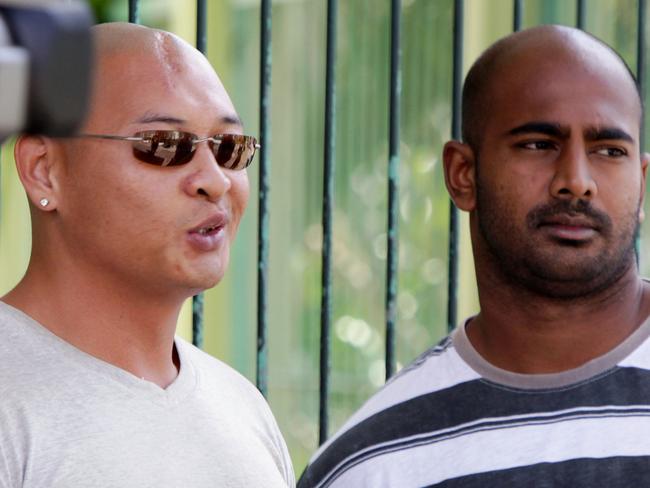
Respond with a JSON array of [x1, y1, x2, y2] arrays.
[[639, 151, 649, 223], [443, 140, 477, 211], [14, 135, 62, 211]]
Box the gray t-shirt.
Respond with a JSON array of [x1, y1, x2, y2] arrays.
[[0, 302, 295, 487]]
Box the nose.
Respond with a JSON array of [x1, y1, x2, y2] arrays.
[[549, 143, 597, 202], [182, 143, 231, 201]]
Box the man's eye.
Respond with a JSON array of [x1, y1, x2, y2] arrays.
[[595, 147, 627, 157], [519, 140, 555, 150]]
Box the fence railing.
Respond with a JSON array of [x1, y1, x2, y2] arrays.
[[121, 0, 650, 446], [0, 0, 646, 469]]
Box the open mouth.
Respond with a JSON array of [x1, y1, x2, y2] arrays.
[[189, 212, 229, 239], [187, 213, 230, 252], [197, 224, 221, 235]]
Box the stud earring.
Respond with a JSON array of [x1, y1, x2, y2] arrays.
[[39, 198, 49, 207]]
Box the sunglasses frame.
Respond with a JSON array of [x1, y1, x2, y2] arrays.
[[75, 130, 260, 170]]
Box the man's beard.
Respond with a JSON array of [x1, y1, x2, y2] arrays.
[[475, 177, 639, 300]]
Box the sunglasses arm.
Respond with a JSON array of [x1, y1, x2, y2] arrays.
[[76, 134, 143, 142]]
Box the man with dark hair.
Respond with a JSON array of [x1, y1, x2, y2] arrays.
[[0, 22, 294, 487], [299, 24, 650, 487]]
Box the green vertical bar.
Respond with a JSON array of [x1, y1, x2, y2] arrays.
[[385, 0, 401, 381], [638, 0, 646, 152], [192, 294, 204, 348], [128, 0, 140, 24], [637, 0, 646, 265], [191, 0, 207, 349], [319, 0, 337, 445], [513, 0, 523, 31], [576, 0, 586, 29], [196, 0, 206, 53], [447, 0, 463, 333], [257, 0, 272, 397]]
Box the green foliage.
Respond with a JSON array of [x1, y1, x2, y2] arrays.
[[87, 0, 127, 24]]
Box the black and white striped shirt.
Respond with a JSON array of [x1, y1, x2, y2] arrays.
[[299, 317, 650, 487]]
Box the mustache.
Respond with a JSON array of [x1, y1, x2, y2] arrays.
[[526, 199, 612, 231]]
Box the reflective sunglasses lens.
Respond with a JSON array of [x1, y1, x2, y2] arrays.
[[132, 131, 196, 166], [212, 135, 257, 170], [165, 136, 195, 166]]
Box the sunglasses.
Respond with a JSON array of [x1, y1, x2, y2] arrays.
[[77, 130, 259, 170]]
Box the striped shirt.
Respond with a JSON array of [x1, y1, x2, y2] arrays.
[[298, 316, 650, 487]]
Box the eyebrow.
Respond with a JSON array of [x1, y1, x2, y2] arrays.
[[507, 121, 634, 144], [583, 126, 634, 143], [136, 113, 185, 125], [507, 122, 568, 138], [135, 112, 244, 128]]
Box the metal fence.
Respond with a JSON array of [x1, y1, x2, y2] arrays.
[[0, 0, 646, 470], [130, 0, 647, 447]]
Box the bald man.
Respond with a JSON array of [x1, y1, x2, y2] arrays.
[[0, 23, 294, 487], [299, 25, 650, 487]]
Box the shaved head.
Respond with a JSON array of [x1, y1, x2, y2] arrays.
[[79, 22, 237, 135], [461, 25, 642, 153], [92, 22, 194, 68], [90, 22, 224, 105]]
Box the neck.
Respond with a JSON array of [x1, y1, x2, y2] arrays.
[[3, 254, 185, 388], [469, 261, 650, 374]]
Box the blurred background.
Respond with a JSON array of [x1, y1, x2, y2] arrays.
[[0, 0, 647, 474]]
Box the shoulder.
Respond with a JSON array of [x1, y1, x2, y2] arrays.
[[175, 337, 295, 486], [330, 334, 476, 437], [175, 337, 270, 410], [0, 302, 58, 383], [299, 334, 479, 488], [0, 301, 35, 344], [176, 337, 252, 383]]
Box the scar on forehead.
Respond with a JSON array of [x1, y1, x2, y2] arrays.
[[148, 32, 185, 91], [155, 31, 184, 74]]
